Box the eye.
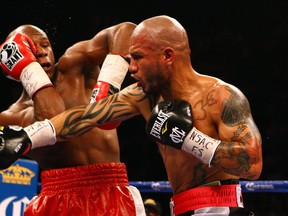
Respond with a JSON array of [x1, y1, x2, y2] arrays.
[[40, 39, 51, 48], [131, 53, 142, 61]]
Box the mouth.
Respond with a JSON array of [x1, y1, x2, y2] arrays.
[[131, 74, 142, 87], [40, 63, 52, 73]]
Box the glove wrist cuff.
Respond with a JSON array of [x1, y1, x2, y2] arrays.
[[182, 127, 221, 167], [23, 119, 56, 149], [20, 62, 53, 98], [98, 54, 129, 90]]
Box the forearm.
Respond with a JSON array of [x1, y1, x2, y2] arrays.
[[29, 85, 145, 146], [211, 140, 262, 180], [50, 104, 92, 141], [51, 93, 125, 140]]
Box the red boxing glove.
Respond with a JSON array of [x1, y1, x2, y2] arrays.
[[91, 81, 119, 102], [90, 54, 129, 130], [0, 33, 52, 97], [90, 81, 121, 130], [0, 33, 36, 80]]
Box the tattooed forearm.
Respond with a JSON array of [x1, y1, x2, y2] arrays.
[[212, 141, 251, 175], [56, 84, 154, 140], [59, 105, 93, 139], [124, 85, 158, 110], [58, 94, 133, 139], [87, 95, 131, 123]]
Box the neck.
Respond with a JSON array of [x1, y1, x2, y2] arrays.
[[161, 67, 197, 100]]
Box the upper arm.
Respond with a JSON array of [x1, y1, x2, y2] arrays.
[[60, 22, 136, 71], [56, 31, 109, 78], [214, 85, 262, 179], [218, 85, 262, 144]]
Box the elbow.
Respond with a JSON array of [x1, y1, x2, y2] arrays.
[[250, 158, 263, 180], [242, 156, 263, 180]]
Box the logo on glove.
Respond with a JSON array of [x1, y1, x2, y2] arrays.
[[169, 127, 186, 144], [149, 110, 171, 139], [0, 41, 23, 70], [90, 87, 100, 103]]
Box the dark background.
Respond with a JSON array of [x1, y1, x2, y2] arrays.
[[1, 0, 288, 215]]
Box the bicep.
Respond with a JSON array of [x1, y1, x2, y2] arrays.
[[58, 40, 106, 79], [218, 85, 261, 143], [217, 88, 262, 166], [65, 36, 109, 66]]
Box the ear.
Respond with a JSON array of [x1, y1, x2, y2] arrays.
[[163, 47, 174, 65]]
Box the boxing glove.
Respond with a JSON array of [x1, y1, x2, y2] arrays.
[[90, 54, 129, 130], [0, 119, 56, 170], [145, 99, 221, 167], [0, 125, 32, 170], [0, 33, 52, 97]]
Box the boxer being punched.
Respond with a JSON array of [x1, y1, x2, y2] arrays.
[[0, 23, 145, 215], [0, 15, 262, 215]]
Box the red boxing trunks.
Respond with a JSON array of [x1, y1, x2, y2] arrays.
[[24, 162, 145, 216], [170, 183, 244, 215]]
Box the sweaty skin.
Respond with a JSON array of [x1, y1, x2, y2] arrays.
[[0, 22, 136, 169], [49, 16, 262, 194]]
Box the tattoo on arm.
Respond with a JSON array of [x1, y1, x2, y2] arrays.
[[212, 138, 251, 175], [212, 86, 258, 174], [57, 85, 157, 139], [221, 86, 251, 126]]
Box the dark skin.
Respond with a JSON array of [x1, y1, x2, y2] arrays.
[[0, 22, 136, 169], [48, 16, 262, 194]]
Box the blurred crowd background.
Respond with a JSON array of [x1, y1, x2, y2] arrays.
[[1, 0, 288, 215]]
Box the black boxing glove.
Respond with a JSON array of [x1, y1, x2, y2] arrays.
[[0, 125, 31, 170], [145, 99, 221, 167], [0, 119, 56, 170]]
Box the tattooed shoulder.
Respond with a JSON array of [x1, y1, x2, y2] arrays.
[[221, 85, 252, 126]]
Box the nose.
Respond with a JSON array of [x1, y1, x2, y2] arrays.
[[128, 59, 138, 74]]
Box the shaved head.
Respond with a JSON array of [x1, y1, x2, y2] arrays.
[[131, 15, 190, 54], [7, 25, 47, 40]]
